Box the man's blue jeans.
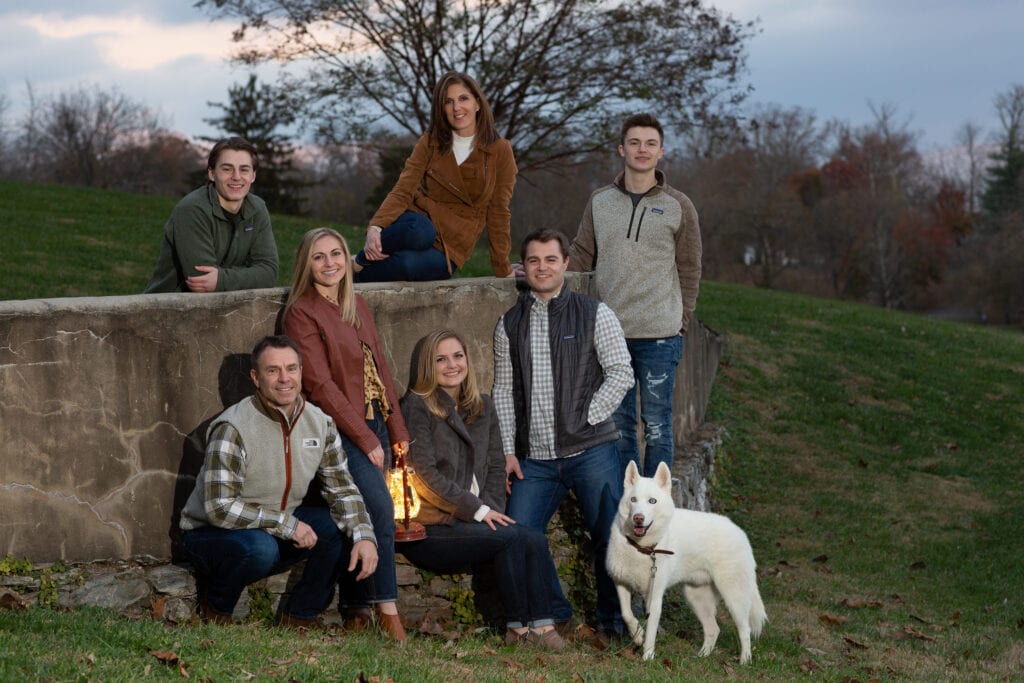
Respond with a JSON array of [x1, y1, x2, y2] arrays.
[[182, 506, 347, 619], [505, 441, 624, 632], [339, 413, 398, 607], [614, 335, 684, 478], [354, 210, 454, 282]]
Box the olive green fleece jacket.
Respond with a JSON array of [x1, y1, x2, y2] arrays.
[[144, 183, 279, 293]]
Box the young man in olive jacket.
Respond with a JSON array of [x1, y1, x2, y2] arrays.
[[145, 137, 279, 293]]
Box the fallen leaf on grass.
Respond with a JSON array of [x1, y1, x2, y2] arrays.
[[239, 669, 255, 680], [78, 652, 97, 665], [841, 597, 883, 609], [571, 674, 585, 682], [843, 636, 868, 649], [0, 588, 29, 611], [269, 657, 297, 666], [812, 554, 828, 563], [503, 658, 522, 672], [151, 595, 167, 620], [721, 661, 738, 678], [417, 615, 445, 636], [660, 657, 672, 672], [148, 650, 180, 665], [819, 613, 849, 627], [902, 626, 936, 641], [909, 560, 927, 570], [799, 658, 821, 673]]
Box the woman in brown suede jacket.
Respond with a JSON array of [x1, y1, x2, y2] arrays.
[[353, 72, 518, 282]]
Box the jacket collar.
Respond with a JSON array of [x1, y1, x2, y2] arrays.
[[205, 182, 253, 220], [252, 391, 305, 430], [613, 168, 665, 197], [436, 390, 473, 446]]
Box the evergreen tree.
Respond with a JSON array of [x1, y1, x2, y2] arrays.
[[981, 84, 1024, 217], [204, 75, 304, 214]]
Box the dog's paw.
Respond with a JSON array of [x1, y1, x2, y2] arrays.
[[642, 648, 655, 661], [697, 644, 714, 657]]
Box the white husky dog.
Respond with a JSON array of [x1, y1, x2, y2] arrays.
[[606, 461, 767, 663]]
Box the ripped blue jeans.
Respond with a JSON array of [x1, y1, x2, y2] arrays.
[[613, 335, 684, 478]]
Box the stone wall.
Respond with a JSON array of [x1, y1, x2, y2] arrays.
[[0, 276, 722, 564]]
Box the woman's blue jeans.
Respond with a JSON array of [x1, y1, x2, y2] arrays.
[[400, 520, 557, 629], [182, 506, 348, 619], [339, 413, 398, 607], [354, 210, 454, 282]]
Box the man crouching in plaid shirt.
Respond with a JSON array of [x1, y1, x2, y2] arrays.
[[180, 334, 378, 626]]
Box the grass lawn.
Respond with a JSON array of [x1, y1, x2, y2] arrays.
[[0, 180, 494, 301], [2, 183, 1022, 680]]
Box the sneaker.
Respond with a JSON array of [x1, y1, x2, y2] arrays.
[[528, 628, 567, 651]]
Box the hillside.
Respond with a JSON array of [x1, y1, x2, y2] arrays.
[[699, 280, 1024, 679], [0, 180, 495, 301]]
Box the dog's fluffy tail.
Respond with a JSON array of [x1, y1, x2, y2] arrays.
[[750, 587, 768, 639]]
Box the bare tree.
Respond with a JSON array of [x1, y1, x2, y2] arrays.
[[20, 85, 165, 187], [198, 0, 757, 171]]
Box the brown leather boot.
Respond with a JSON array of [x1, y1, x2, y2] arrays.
[[376, 612, 407, 643]]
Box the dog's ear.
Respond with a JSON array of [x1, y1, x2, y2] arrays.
[[654, 461, 672, 490], [624, 460, 639, 487]]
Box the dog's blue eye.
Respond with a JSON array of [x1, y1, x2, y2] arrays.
[[648, 498, 657, 504]]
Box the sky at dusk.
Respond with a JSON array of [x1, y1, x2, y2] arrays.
[[1, 0, 1022, 151]]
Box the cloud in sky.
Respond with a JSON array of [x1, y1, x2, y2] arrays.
[[17, 13, 231, 71]]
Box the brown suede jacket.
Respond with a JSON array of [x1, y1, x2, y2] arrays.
[[369, 133, 517, 277], [283, 288, 409, 455]]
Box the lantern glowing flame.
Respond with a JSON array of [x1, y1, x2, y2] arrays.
[[389, 442, 426, 542]]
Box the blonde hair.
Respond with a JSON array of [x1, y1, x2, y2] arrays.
[[410, 329, 483, 422], [284, 227, 360, 327]]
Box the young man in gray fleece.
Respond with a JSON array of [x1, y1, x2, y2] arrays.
[[568, 113, 702, 478]]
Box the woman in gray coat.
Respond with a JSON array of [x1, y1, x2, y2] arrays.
[[399, 329, 564, 649]]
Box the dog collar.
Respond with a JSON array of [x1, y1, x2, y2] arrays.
[[627, 537, 674, 556]]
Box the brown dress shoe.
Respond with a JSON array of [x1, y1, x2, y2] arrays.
[[197, 595, 233, 625], [376, 612, 407, 643]]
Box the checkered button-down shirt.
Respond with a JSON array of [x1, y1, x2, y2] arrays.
[[493, 293, 633, 460]]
